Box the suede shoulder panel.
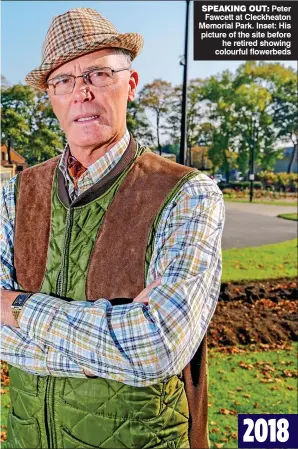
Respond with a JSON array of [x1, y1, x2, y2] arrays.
[[14, 156, 60, 291], [86, 152, 195, 299]]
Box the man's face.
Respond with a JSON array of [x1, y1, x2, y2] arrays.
[[47, 49, 138, 151]]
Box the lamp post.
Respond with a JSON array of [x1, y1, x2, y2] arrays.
[[249, 114, 256, 202], [179, 0, 190, 165]]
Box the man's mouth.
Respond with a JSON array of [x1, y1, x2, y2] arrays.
[[75, 115, 99, 123]]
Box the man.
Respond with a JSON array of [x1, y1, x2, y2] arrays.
[[1, 7, 225, 449]]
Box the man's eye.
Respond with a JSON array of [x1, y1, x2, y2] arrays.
[[55, 77, 72, 86], [92, 71, 105, 77]]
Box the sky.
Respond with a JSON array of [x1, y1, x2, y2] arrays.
[[1, 0, 297, 92]]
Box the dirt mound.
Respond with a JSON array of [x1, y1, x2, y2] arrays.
[[208, 279, 297, 348]]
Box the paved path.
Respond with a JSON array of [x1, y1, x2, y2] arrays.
[[222, 202, 297, 249]]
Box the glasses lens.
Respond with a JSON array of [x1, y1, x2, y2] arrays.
[[53, 76, 74, 95], [89, 68, 113, 88]]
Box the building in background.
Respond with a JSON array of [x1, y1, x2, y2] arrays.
[[1, 144, 27, 183], [274, 146, 297, 173]]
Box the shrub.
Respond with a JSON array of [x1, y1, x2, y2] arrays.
[[218, 181, 262, 191]]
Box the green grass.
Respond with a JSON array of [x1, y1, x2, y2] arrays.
[[208, 344, 297, 448], [278, 213, 298, 221], [222, 239, 297, 282], [223, 196, 296, 207], [1, 380, 10, 446]]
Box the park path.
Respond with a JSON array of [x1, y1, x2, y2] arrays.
[[222, 202, 297, 249]]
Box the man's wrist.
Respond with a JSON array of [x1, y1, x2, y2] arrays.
[[11, 293, 34, 325]]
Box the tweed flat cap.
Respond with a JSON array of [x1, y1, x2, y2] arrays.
[[25, 8, 144, 90]]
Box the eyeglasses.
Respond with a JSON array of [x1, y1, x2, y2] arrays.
[[47, 66, 131, 95]]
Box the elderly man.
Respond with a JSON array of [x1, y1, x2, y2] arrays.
[[1, 7, 225, 449]]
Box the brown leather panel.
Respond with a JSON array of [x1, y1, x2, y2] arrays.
[[86, 152, 194, 300], [14, 156, 60, 292], [183, 335, 209, 449]]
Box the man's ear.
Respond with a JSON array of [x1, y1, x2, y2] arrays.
[[128, 70, 139, 102]]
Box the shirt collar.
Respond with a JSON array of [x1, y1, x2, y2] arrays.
[[59, 129, 130, 187]]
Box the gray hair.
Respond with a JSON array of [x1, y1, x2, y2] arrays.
[[112, 48, 133, 66]]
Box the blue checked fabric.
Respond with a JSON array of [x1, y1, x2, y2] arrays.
[[1, 132, 225, 386]]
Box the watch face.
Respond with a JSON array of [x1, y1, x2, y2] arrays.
[[13, 293, 32, 307]]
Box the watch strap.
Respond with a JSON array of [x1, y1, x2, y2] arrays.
[[12, 293, 33, 324]]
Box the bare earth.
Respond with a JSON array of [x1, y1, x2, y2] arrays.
[[209, 278, 297, 349]]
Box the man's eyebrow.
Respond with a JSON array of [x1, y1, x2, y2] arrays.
[[49, 71, 73, 79], [83, 65, 106, 71], [49, 66, 106, 80]]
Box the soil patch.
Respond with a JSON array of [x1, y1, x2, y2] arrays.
[[208, 278, 297, 349]]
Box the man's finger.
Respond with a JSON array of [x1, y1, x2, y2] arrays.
[[133, 278, 161, 301], [133, 277, 162, 303], [84, 369, 97, 377], [133, 296, 149, 304]]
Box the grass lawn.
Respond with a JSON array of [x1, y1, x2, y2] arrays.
[[208, 344, 297, 448], [223, 196, 296, 207], [278, 213, 298, 221], [1, 378, 9, 446], [222, 239, 297, 282]]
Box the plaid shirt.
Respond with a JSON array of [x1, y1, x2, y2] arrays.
[[1, 132, 225, 386]]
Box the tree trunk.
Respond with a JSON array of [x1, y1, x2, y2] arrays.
[[287, 143, 297, 173], [156, 113, 161, 155], [7, 137, 12, 165]]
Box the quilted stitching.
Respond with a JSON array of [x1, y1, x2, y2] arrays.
[[60, 376, 163, 419], [55, 375, 189, 448], [7, 367, 47, 448], [8, 146, 191, 448]]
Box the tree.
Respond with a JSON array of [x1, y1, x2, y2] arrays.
[[200, 70, 238, 180], [186, 79, 205, 165], [233, 82, 279, 173], [196, 122, 215, 147], [200, 63, 292, 178], [162, 85, 182, 146], [162, 80, 206, 165], [1, 74, 10, 90], [236, 61, 298, 173], [126, 100, 154, 146], [139, 80, 172, 154], [1, 84, 64, 166], [272, 73, 297, 173]]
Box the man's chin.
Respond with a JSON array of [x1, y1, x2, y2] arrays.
[[69, 130, 111, 148]]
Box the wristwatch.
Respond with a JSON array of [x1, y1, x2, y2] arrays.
[[11, 293, 33, 324]]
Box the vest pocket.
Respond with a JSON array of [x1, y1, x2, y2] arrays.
[[61, 426, 97, 448], [7, 410, 41, 448]]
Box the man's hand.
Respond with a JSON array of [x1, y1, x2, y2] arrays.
[[132, 277, 162, 305], [84, 278, 162, 377], [1, 290, 22, 327]]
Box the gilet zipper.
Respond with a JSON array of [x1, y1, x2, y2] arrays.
[[47, 208, 74, 448]]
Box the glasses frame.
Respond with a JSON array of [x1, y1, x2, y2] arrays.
[[47, 66, 131, 95]]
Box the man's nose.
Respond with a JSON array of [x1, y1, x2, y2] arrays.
[[74, 85, 93, 103]]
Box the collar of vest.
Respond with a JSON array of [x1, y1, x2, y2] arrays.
[[58, 134, 138, 208]]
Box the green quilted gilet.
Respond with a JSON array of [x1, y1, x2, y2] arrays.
[[7, 147, 195, 449]]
